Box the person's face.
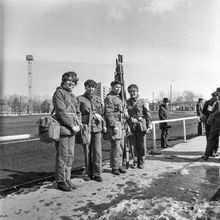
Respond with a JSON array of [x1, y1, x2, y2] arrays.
[[63, 77, 76, 92], [112, 84, 121, 95], [85, 85, 96, 95], [128, 89, 138, 99]]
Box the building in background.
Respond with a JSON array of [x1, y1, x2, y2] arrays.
[[94, 83, 111, 101]]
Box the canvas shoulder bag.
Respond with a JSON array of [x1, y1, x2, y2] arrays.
[[37, 109, 60, 143]]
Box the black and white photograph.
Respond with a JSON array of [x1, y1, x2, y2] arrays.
[[0, 0, 220, 219]]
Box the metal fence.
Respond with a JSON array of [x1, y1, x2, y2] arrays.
[[0, 116, 198, 146]]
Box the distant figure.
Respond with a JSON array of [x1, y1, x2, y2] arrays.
[[203, 87, 220, 161], [77, 79, 106, 182], [158, 98, 171, 148], [52, 71, 80, 191], [126, 84, 152, 169], [196, 98, 204, 135], [201, 91, 219, 157]]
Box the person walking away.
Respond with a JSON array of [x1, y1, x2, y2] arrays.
[[126, 84, 152, 169], [77, 79, 106, 182], [201, 91, 219, 157], [52, 71, 81, 191], [104, 80, 128, 175], [203, 87, 220, 160], [196, 98, 204, 135], [158, 98, 171, 148]]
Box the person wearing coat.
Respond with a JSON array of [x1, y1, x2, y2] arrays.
[[126, 84, 152, 169], [158, 98, 171, 148], [201, 91, 219, 157], [77, 79, 106, 182], [52, 71, 81, 192], [196, 98, 204, 135], [203, 87, 220, 161], [104, 80, 128, 175]]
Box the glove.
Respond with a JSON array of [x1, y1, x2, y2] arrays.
[[71, 125, 80, 133], [124, 109, 129, 118], [94, 113, 104, 122], [131, 117, 138, 123], [113, 126, 119, 134], [102, 126, 107, 133]]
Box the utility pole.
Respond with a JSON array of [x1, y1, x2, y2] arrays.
[[152, 91, 155, 111], [170, 84, 172, 111], [26, 55, 33, 115], [169, 80, 174, 111]]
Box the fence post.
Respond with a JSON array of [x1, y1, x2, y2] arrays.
[[183, 119, 186, 142], [152, 123, 156, 149]]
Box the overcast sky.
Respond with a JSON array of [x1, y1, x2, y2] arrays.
[[2, 0, 220, 100]]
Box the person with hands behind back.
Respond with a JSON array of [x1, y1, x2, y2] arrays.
[[52, 71, 80, 192], [159, 97, 171, 148]]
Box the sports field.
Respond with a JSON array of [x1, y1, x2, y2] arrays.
[[0, 112, 198, 191]]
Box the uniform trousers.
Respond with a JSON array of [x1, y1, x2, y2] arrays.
[[83, 131, 102, 177], [110, 130, 125, 169], [204, 120, 220, 158], [205, 123, 219, 154], [198, 122, 203, 135], [160, 129, 169, 147], [55, 135, 75, 183], [129, 131, 146, 166]]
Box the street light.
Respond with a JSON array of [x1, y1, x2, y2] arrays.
[[170, 80, 174, 111]]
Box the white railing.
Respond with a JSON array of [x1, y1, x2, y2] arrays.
[[151, 116, 198, 149], [0, 134, 40, 144], [0, 116, 198, 145]]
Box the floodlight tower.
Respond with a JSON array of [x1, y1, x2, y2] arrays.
[[26, 55, 33, 114]]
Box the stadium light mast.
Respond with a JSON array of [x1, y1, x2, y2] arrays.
[[26, 54, 33, 115]]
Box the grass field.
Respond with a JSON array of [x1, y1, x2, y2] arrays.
[[0, 112, 199, 191]]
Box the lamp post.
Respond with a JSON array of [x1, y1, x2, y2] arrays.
[[170, 80, 174, 111], [26, 55, 33, 115]]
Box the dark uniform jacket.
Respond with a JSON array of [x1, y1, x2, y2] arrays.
[[52, 86, 80, 132], [201, 97, 217, 122], [196, 103, 203, 116], [158, 104, 170, 130], [126, 97, 152, 132], [104, 91, 126, 127], [211, 100, 220, 123], [77, 93, 105, 133]]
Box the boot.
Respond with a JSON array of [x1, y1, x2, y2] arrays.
[[57, 181, 72, 192], [118, 167, 127, 173], [112, 169, 120, 175], [66, 166, 77, 189]]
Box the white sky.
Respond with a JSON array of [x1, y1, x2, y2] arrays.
[[2, 0, 220, 100]]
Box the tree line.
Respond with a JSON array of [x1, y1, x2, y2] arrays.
[[3, 95, 51, 114]]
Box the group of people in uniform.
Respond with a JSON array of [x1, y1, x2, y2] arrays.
[[52, 71, 153, 191], [51, 71, 219, 192], [197, 88, 220, 161]]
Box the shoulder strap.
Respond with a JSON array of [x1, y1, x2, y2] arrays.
[[50, 108, 55, 115]]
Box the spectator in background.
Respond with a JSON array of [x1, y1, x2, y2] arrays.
[[201, 91, 219, 157], [158, 98, 171, 148], [196, 98, 204, 135], [52, 71, 80, 191], [203, 87, 220, 161]]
